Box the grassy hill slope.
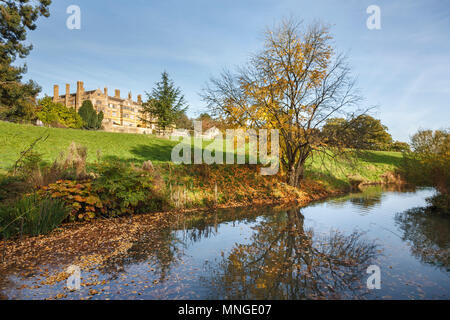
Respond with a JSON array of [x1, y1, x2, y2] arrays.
[[0, 121, 178, 172], [0, 121, 404, 189]]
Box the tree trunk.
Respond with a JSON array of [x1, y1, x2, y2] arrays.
[[287, 160, 305, 188], [287, 164, 296, 186]]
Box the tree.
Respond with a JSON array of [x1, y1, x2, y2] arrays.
[[202, 19, 365, 187], [349, 115, 393, 150], [197, 112, 224, 132], [141, 71, 187, 132], [319, 117, 352, 148], [390, 141, 410, 152], [36, 96, 83, 128], [78, 100, 103, 130], [410, 129, 449, 155], [322, 115, 393, 150], [405, 129, 449, 197], [0, 0, 51, 121], [174, 111, 193, 130]]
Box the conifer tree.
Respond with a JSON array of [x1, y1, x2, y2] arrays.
[[0, 0, 52, 121], [78, 100, 103, 130], [141, 71, 187, 132]]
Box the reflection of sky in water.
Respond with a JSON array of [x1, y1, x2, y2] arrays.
[[301, 188, 448, 299], [304, 188, 435, 231], [175, 219, 259, 261], [2, 187, 448, 300]]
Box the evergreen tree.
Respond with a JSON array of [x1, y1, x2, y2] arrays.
[[78, 100, 103, 130], [0, 0, 51, 121], [141, 71, 187, 132], [97, 110, 104, 128]]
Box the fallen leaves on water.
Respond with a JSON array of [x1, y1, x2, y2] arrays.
[[0, 211, 179, 297]]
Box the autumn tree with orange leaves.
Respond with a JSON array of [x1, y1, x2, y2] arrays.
[[202, 19, 367, 187]]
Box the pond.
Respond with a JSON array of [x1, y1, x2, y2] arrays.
[[1, 186, 449, 299]]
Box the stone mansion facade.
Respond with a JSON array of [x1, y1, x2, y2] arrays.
[[51, 81, 156, 133]]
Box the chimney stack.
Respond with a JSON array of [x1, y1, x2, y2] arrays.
[[65, 84, 70, 106], [137, 94, 142, 103], [104, 87, 108, 96], [53, 85, 59, 102], [115, 89, 120, 98], [76, 81, 83, 110]]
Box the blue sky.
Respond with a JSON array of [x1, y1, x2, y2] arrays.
[[21, 0, 450, 141]]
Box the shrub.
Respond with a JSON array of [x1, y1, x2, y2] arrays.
[[92, 160, 168, 215], [12, 150, 55, 189], [39, 160, 169, 220], [0, 175, 31, 203], [0, 195, 70, 239], [54, 142, 88, 179], [11, 142, 89, 189], [16, 150, 43, 175], [13, 150, 44, 180], [426, 194, 450, 213], [40, 180, 103, 222], [36, 97, 83, 128]]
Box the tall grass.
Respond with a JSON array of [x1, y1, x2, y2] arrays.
[[0, 195, 70, 239]]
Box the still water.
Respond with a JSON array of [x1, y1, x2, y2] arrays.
[[3, 186, 450, 299]]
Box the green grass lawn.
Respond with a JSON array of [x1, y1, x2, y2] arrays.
[[0, 121, 180, 172], [305, 149, 404, 189], [0, 121, 404, 187]]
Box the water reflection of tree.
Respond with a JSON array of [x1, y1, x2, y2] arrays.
[[349, 195, 382, 210], [203, 209, 379, 299], [329, 185, 417, 211], [98, 208, 265, 282], [177, 214, 221, 244], [326, 186, 384, 210], [100, 227, 182, 282], [176, 208, 264, 244], [395, 207, 450, 272]]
